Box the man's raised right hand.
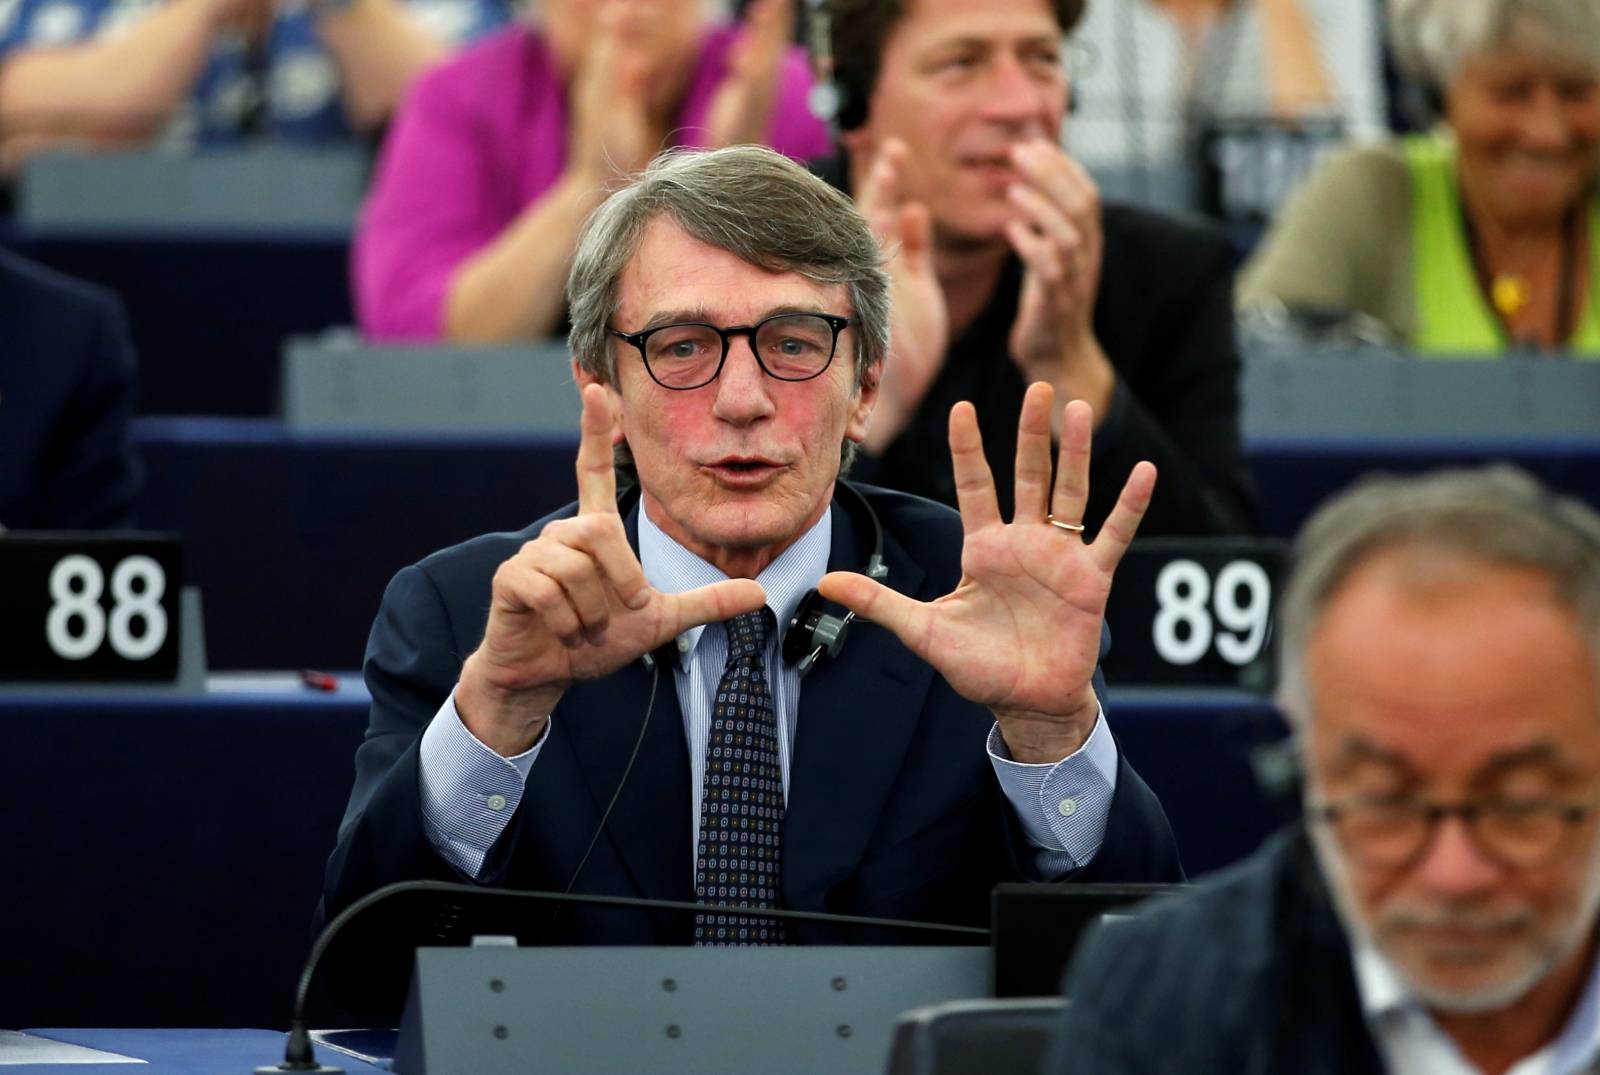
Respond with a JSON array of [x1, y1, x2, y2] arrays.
[[455, 384, 767, 756]]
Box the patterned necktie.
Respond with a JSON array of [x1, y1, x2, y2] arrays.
[[694, 608, 787, 945]]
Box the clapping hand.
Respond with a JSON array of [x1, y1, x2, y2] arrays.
[[1004, 140, 1115, 423], [856, 137, 949, 452], [819, 383, 1155, 763], [456, 385, 766, 756], [704, 0, 793, 148], [567, 0, 662, 182]]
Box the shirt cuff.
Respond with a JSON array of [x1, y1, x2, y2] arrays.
[[417, 687, 548, 879], [987, 708, 1119, 871]]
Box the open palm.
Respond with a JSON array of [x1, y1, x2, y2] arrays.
[[820, 384, 1155, 763]]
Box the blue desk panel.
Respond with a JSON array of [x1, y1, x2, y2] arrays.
[[0, 683, 1285, 1028], [134, 418, 578, 670], [1, 687, 368, 1030], [10, 232, 352, 417], [1247, 435, 1600, 540], [132, 418, 1600, 672]]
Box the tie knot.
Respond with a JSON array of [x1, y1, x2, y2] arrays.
[[723, 608, 773, 660]]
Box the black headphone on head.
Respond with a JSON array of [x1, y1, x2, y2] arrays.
[[802, 0, 1087, 132], [632, 478, 889, 678]]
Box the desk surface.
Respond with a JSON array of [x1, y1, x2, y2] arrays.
[[9, 1029, 385, 1074]]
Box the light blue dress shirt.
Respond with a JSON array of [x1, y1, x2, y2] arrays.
[[417, 504, 1120, 880]]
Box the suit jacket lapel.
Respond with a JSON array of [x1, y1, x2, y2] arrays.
[[784, 495, 933, 906], [555, 503, 694, 906]]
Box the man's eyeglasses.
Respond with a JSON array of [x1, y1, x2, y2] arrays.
[[610, 312, 851, 391], [1312, 796, 1600, 871]]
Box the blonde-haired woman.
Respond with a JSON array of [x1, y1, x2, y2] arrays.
[[1240, 0, 1600, 354]]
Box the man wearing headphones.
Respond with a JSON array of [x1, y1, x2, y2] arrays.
[[812, 0, 1258, 538], [321, 146, 1180, 950]]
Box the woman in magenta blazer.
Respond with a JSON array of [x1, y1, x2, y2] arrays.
[[354, 0, 831, 342]]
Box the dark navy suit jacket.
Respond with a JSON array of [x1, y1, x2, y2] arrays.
[[0, 248, 141, 530], [322, 485, 1182, 949], [1048, 828, 1386, 1075]]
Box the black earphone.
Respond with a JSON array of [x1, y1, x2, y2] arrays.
[[803, 0, 1085, 132], [555, 479, 889, 910], [783, 480, 889, 675]]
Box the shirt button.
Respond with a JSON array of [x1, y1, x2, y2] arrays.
[[486, 794, 508, 811], [1058, 798, 1078, 818]]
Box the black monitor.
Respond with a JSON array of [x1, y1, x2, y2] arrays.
[[989, 883, 1183, 997]]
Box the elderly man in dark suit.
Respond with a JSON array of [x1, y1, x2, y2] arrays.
[[322, 145, 1181, 954], [1051, 467, 1600, 1075], [810, 0, 1257, 538], [0, 248, 141, 531]]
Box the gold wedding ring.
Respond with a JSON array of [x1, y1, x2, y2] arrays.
[[1047, 515, 1086, 534]]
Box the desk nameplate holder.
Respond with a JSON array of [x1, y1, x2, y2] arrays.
[[0, 587, 205, 696], [0, 533, 205, 695], [18, 147, 367, 235], [394, 945, 989, 1075], [282, 338, 581, 435], [1101, 537, 1287, 693], [1242, 350, 1600, 439]]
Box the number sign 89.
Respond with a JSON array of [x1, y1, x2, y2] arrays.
[[1152, 559, 1272, 667]]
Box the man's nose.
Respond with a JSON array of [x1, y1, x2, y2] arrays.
[[1409, 815, 1503, 898], [981, 53, 1056, 128], [711, 334, 776, 423]]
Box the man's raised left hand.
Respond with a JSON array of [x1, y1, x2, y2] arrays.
[[819, 383, 1154, 763]]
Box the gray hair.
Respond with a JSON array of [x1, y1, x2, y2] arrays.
[[566, 145, 890, 481], [1389, 0, 1600, 89], [567, 145, 888, 387], [1276, 465, 1600, 724]]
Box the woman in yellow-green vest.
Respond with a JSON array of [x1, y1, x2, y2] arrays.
[[1238, 0, 1600, 356]]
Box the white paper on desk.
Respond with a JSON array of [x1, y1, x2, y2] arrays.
[[0, 1031, 146, 1065]]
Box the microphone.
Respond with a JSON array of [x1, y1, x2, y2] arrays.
[[254, 880, 988, 1073]]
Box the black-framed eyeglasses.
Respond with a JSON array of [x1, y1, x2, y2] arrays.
[[1311, 796, 1600, 871], [610, 312, 851, 391]]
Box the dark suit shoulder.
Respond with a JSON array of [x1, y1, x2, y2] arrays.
[[0, 247, 124, 322], [1089, 829, 1291, 955], [852, 482, 965, 594], [1049, 832, 1357, 1074], [1100, 201, 1233, 273], [409, 501, 580, 591]]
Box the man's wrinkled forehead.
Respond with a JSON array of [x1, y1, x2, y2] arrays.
[[614, 220, 848, 329]]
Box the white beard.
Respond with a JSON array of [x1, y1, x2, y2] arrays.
[[1308, 817, 1600, 1015]]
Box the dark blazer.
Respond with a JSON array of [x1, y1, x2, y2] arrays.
[[1047, 828, 1386, 1075], [322, 485, 1182, 949], [809, 152, 1257, 538], [0, 248, 141, 530]]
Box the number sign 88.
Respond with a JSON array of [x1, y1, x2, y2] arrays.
[[45, 554, 168, 662]]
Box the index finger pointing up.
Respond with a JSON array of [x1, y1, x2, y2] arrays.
[[576, 383, 620, 515]]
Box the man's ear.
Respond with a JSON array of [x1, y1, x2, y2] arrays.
[[572, 360, 626, 445], [845, 360, 883, 444]]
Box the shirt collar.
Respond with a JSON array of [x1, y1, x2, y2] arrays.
[[637, 500, 834, 661], [1352, 939, 1600, 1072], [1351, 943, 1413, 1020]]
